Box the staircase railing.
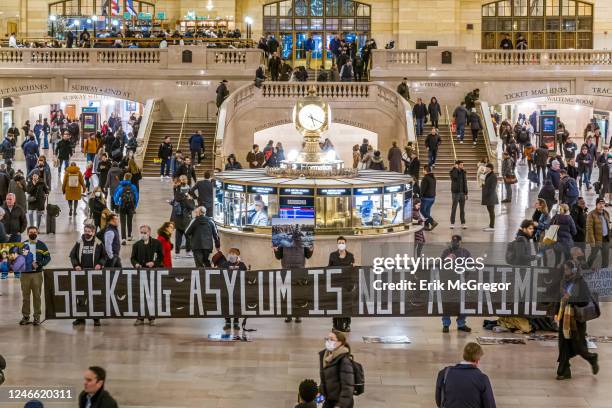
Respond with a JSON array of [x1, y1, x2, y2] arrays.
[[134, 98, 161, 168], [445, 105, 457, 161], [476, 101, 499, 165], [406, 98, 419, 157], [177, 103, 189, 150]]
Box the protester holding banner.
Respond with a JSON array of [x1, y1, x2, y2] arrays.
[[556, 259, 599, 380], [217, 248, 247, 330], [131, 225, 164, 326], [319, 330, 354, 408], [441, 235, 472, 333], [19, 226, 50, 326], [69, 224, 106, 327], [329, 236, 355, 333], [2, 193, 27, 243], [274, 241, 313, 324]]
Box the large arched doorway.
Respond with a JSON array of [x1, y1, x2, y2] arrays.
[[262, 0, 371, 68]]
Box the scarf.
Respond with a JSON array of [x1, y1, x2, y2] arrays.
[[557, 281, 577, 339], [323, 346, 350, 368]]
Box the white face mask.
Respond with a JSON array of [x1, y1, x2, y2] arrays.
[[228, 254, 239, 264], [140, 233, 149, 241], [95, 192, 101, 197], [325, 340, 338, 352], [337, 243, 346, 251]]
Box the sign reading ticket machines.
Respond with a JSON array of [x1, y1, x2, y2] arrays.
[[44, 266, 561, 319]]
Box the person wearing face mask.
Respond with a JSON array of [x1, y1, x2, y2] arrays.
[[555, 259, 599, 380], [185, 206, 221, 267], [440, 235, 472, 333], [25, 173, 48, 229], [88, 187, 109, 231], [480, 163, 498, 232], [328, 236, 355, 332], [131, 225, 164, 326], [217, 248, 247, 330], [69, 224, 106, 326], [319, 330, 354, 408], [156, 221, 175, 268], [19, 226, 51, 326]]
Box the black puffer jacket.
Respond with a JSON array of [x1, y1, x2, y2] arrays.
[[26, 180, 48, 211], [319, 349, 355, 408], [185, 214, 220, 250]]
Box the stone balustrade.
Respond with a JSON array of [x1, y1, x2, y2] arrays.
[[261, 82, 371, 99], [0, 47, 262, 72]]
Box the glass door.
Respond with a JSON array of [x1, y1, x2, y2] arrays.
[[295, 32, 307, 67], [311, 33, 324, 69], [281, 33, 293, 60]]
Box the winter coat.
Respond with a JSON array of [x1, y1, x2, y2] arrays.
[[534, 147, 549, 167], [450, 168, 468, 195], [158, 142, 173, 160], [130, 238, 164, 267], [559, 176, 579, 204], [62, 165, 86, 201], [0, 171, 10, 199], [538, 181, 557, 214], [78, 388, 118, 408], [481, 171, 498, 206], [387, 147, 403, 173], [70, 237, 106, 268], [453, 106, 469, 126], [412, 103, 428, 120], [185, 214, 220, 250], [548, 169, 561, 190], [425, 133, 441, 150], [318, 349, 354, 408], [55, 139, 73, 161], [511, 230, 537, 266], [8, 178, 27, 210], [571, 204, 588, 243], [420, 173, 436, 198], [469, 111, 482, 131], [26, 180, 48, 211], [171, 188, 195, 231], [105, 166, 123, 197], [586, 209, 611, 244], [83, 138, 99, 155], [501, 157, 514, 178], [551, 213, 577, 246], [112, 180, 139, 212], [576, 152, 593, 172], [428, 102, 441, 121], [369, 156, 385, 170], [156, 232, 173, 267], [1, 204, 27, 235]]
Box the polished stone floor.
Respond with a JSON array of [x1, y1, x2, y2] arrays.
[[0, 157, 611, 408]]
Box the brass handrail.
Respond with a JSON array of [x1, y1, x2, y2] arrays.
[[177, 103, 189, 150], [476, 102, 497, 164], [445, 105, 457, 161], [407, 98, 419, 158]]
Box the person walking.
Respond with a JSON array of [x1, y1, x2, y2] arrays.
[[435, 342, 496, 408], [453, 102, 469, 143], [420, 165, 438, 230], [69, 224, 106, 326], [185, 206, 221, 267], [551, 204, 577, 267], [171, 177, 195, 257], [104, 162, 123, 211], [586, 198, 610, 269], [428, 97, 442, 129], [328, 236, 355, 332], [215, 79, 230, 111], [481, 163, 498, 232], [131, 225, 164, 326], [158, 136, 173, 179], [576, 145, 593, 190], [425, 128, 441, 168], [412, 98, 428, 137], [449, 160, 468, 229], [397, 77, 410, 101], [188, 130, 204, 165], [468, 108, 482, 145], [571, 197, 588, 250], [501, 152, 515, 203], [82, 133, 99, 163], [19, 226, 50, 326], [55, 131, 73, 176], [2, 193, 27, 242], [62, 162, 86, 217], [156, 222, 175, 268], [78, 367, 118, 408], [534, 144, 549, 184], [112, 173, 139, 244], [22, 135, 39, 175], [189, 171, 214, 217], [387, 142, 403, 173], [25, 173, 48, 229], [555, 260, 599, 381], [559, 169, 579, 207], [319, 330, 354, 408]]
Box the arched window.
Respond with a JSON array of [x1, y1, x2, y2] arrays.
[[48, 0, 155, 17], [481, 0, 593, 49], [263, 0, 371, 67]]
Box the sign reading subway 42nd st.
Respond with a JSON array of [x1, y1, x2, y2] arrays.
[[44, 266, 561, 319]]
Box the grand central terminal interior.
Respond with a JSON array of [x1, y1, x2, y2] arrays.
[[1, 0, 612, 407]]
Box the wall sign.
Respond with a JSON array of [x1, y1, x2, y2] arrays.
[[0, 82, 50, 97], [69, 84, 134, 101], [503, 86, 570, 102], [280, 187, 314, 196]]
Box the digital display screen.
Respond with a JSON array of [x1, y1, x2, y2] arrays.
[[280, 197, 315, 207], [353, 187, 383, 196], [224, 183, 245, 192], [384, 185, 405, 193], [279, 207, 315, 219], [83, 114, 97, 131], [248, 185, 278, 194], [542, 117, 557, 134], [403, 190, 413, 223], [316, 188, 351, 196], [215, 180, 222, 189], [280, 187, 315, 196]]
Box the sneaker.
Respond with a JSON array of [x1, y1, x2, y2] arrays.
[[591, 354, 599, 375], [72, 319, 85, 326], [149, 319, 156, 326], [459, 141, 463, 144], [93, 319, 101, 327], [184, 252, 194, 258], [0, 276, 7, 280], [442, 326, 450, 333], [134, 319, 145, 326], [121, 240, 127, 245], [32, 318, 40, 326], [233, 323, 241, 330], [160, 175, 164, 180], [223, 323, 231, 330], [128, 236, 133, 242], [450, 224, 455, 229], [457, 325, 472, 332], [461, 224, 467, 229], [19, 317, 30, 325], [430, 220, 439, 230], [556, 374, 571, 380], [483, 227, 495, 232], [284, 317, 292, 323], [473, 141, 477, 145], [295, 317, 302, 323]]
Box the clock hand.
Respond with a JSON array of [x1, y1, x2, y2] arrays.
[[307, 114, 323, 124]]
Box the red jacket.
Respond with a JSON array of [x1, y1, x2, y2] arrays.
[[156, 233, 173, 267]]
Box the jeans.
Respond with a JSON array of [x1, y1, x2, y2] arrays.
[[175, 229, 191, 254], [587, 239, 610, 269], [579, 168, 591, 188], [450, 193, 466, 225], [191, 149, 201, 165], [86, 153, 96, 163], [160, 158, 171, 176], [428, 149, 438, 167], [416, 118, 424, 136], [421, 197, 435, 225], [442, 315, 466, 327], [456, 123, 465, 141], [120, 211, 134, 239], [193, 248, 212, 267], [28, 210, 43, 229], [537, 165, 547, 184], [504, 183, 513, 201], [58, 159, 69, 174], [431, 118, 438, 128], [486, 205, 495, 228], [471, 128, 479, 143], [43, 133, 49, 149]]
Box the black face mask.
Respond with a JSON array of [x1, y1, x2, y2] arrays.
[[28, 234, 37, 241], [83, 233, 93, 241]]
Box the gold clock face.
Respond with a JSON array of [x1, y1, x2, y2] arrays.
[[298, 104, 326, 131]]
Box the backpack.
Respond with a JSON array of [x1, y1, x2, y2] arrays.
[[348, 355, 365, 396], [68, 174, 80, 188], [120, 186, 135, 211], [518, 130, 529, 143], [505, 239, 520, 265], [565, 177, 579, 198]]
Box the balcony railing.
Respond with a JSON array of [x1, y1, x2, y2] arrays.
[[0, 47, 262, 70]]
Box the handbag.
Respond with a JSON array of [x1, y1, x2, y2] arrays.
[[542, 224, 559, 245], [574, 294, 601, 323], [27, 195, 37, 203], [504, 175, 517, 184]]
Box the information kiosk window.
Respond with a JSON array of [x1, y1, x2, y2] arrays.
[[315, 188, 351, 228], [352, 187, 383, 227]]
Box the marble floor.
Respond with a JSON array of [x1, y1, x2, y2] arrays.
[[0, 158, 611, 408]]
